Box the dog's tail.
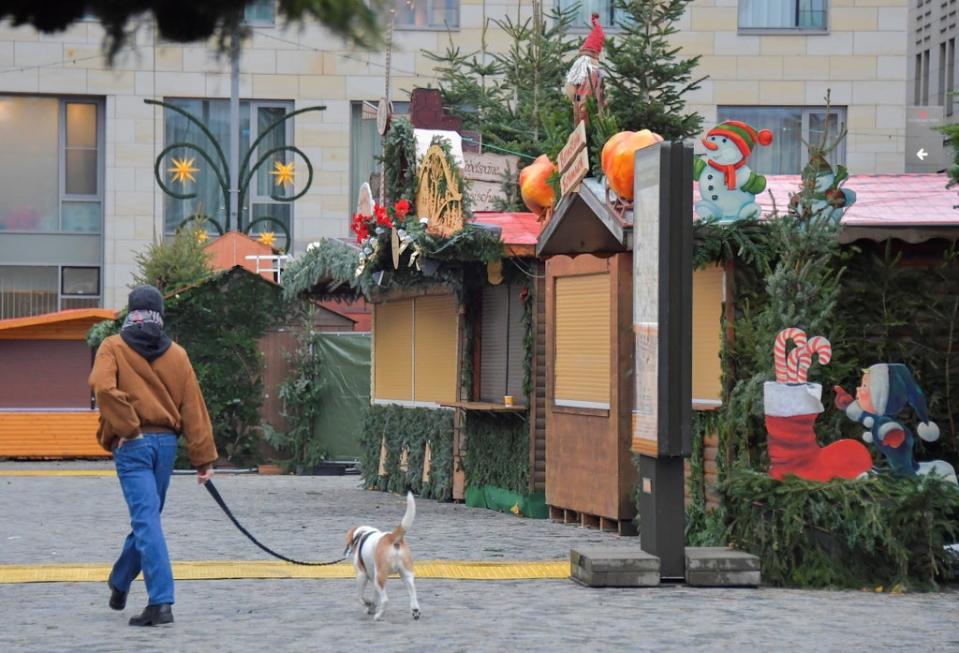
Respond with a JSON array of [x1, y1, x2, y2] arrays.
[[393, 491, 415, 540]]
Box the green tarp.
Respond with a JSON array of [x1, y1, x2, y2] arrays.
[[313, 333, 370, 461], [465, 484, 548, 519]]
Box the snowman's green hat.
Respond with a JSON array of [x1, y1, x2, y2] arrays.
[[706, 120, 773, 158]]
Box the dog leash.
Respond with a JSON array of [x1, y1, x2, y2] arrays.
[[204, 480, 346, 566]]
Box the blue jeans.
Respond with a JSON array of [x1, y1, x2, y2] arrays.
[[110, 433, 177, 606]]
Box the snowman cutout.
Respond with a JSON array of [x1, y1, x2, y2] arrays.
[[694, 120, 773, 223]]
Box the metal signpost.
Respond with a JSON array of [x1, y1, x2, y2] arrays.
[[631, 141, 694, 579]]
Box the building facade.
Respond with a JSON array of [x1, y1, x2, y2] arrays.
[[0, 0, 908, 317], [907, 0, 956, 171]]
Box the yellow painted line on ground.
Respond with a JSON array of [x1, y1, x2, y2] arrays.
[[0, 469, 115, 477], [0, 560, 569, 584]]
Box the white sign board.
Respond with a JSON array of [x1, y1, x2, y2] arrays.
[[463, 152, 518, 211]]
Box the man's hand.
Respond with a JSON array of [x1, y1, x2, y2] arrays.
[[833, 386, 854, 411], [196, 463, 214, 485]]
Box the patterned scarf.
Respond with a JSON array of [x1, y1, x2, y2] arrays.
[[120, 310, 172, 362]]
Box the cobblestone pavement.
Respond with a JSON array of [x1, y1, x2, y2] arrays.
[[2, 465, 958, 652]]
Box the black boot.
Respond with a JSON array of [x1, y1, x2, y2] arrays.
[[108, 581, 127, 611], [128, 604, 174, 626]]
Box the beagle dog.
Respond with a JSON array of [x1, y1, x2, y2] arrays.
[[344, 491, 420, 621]]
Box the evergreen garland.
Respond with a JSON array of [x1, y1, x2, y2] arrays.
[[359, 405, 454, 502], [724, 469, 959, 589], [461, 412, 529, 495], [381, 119, 418, 206]]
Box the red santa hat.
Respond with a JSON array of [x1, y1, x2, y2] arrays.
[[580, 12, 605, 56]]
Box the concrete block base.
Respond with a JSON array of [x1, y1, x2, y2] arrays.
[[685, 547, 761, 587], [570, 547, 660, 587]]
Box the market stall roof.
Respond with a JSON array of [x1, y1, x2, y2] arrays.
[[472, 211, 544, 257], [0, 308, 117, 340], [204, 231, 278, 280], [536, 178, 630, 256], [759, 173, 959, 243]]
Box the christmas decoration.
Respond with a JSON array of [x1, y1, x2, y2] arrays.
[[600, 129, 665, 201], [257, 231, 276, 248], [168, 157, 199, 184], [835, 364, 957, 483], [789, 154, 856, 222], [764, 329, 872, 482], [564, 11, 605, 126], [518, 154, 556, 218], [270, 160, 296, 188], [693, 120, 772, 223], [148, 99, 324, 253], [417, 142, 465, 238]]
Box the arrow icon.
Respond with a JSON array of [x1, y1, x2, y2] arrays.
[[917, 148, 928, 161]]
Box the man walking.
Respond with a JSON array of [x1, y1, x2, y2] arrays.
[[89, 285, 218, 626]]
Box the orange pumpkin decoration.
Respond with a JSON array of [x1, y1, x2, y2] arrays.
[[601, 130, 664, 201], [519, 154, 557, 217]]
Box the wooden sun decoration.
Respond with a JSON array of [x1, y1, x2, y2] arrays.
[[258, 231, 276, 247], [417, 143, 464, 238]]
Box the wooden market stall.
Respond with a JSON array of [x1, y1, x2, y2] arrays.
[[0, 308, 115, 458], [537, 178, 725, 532]]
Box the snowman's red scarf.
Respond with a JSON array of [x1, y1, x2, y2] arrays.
[[708, 158, 746, 190]]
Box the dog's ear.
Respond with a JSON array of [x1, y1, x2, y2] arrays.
[[345, 527, 356, 545]]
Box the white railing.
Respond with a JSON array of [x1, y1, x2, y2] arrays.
[[245, 254, 293, 283]]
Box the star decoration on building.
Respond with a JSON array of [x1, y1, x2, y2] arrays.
[[195, 229, 208, 244], [168, 157, 199, 184], [270, 160, 296, 188], [258, 231, 276, 247]]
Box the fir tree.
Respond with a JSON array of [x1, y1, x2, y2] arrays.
[[424, 2, 579, 160], [603, 0, 706, 140]]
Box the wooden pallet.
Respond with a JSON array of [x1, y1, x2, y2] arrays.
[[549, 505, 638, 537]]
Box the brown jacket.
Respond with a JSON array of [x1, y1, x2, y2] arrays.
[[89, 335, 218, 468]]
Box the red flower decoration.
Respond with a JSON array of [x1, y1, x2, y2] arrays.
[[394, 198, 411, 220], [374, 204, 390, 227], [350, 213, 370, 243], [519, 287, 529, 302]]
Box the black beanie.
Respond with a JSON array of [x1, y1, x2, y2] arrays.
[[128, 285, 165, 317]]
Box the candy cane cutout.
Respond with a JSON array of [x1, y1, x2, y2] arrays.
[[796, 336, 832, 383], [785, 346, 810, 383], [774, 328, 807, 383]]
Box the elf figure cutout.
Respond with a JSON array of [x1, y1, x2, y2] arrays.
[[835, 363, 957, 483]]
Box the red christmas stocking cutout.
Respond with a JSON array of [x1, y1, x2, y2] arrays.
[[766, 414, 872, 482]]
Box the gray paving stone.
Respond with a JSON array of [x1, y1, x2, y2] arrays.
[[570, 546, 660, 587], [1, 466, 958, 652]]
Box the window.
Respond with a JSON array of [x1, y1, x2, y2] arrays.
[[163, 99, 293, 245], [244, 0, 275, 25], [0, 266, 100, 319], [372, 295, 459, 405], [349, 100, 410, 214], [738, 0, 827, 31], [479, 284, 526, 403], [716, 106, 846, 174], [394, 0, 459, 29], [947, 39, 955, 116], [692, 266, 724, 407], [0, 96, 102, 233], [557, 0, 627, 29], [939, 42, 947, 106], [922, 49, 931, 104], [915, 53, 924, 105], [554, 273, 610, 409]]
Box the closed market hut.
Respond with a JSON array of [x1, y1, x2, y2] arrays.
[[283, 126, 548, 515], [0, 308, 116, 458], [538, 177, 725, 533]]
